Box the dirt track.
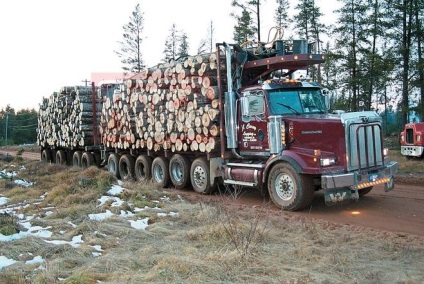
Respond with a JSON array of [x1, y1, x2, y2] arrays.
[[2, 149, 424, 237]]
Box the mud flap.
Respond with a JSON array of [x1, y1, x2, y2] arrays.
[[324, 188, 352, 206], [384, 176, 395, 192]]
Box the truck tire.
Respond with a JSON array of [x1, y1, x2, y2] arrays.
[[41, 149, 51, 162], [357, 186, 373, 196], [135, 155, 152, 182], [267, 163, 314, 211], [81, 152, 95, 169], [119, 154, 135, 181], [152, 157, 170, 188], [72, 151, 82, 167], [108, 153, 120, 179], [190, 157, 215, 194], [55, 150, 67, 165], [169, 154, 190, 189]]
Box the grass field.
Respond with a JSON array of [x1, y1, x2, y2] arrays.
[[0, 158, 423, 283]]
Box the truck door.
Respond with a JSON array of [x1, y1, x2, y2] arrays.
[[238, 91, 269, 155]]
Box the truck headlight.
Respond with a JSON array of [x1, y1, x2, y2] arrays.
[[417, 135, 421, 142], [320, 157, 336, 167], [383, 148, 389, 156]]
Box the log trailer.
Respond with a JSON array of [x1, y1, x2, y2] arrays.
[[400, 122, 424, 158], [37, 39, 398, 211]]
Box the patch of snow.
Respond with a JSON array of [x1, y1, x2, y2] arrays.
[[0, 255, 17, 269], [0, 197, 8, 206], [45, 234, 84, 248], [25, 255, 44, 265], [90, 245, 103, 251], [89, 210, 114, 221], [13, 179, 33, 187], [97, 196, 124, 208], [129, 218, 149, 230], [107, 184, 124, 196]]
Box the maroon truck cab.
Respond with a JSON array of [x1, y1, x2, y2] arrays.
[[400, 122, 424, 158]]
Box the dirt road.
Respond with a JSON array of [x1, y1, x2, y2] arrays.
[[2, 149, 423, 236]]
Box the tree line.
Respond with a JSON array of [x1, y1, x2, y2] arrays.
[[115, 0, 423, 131], [0, 106, 38, 146]]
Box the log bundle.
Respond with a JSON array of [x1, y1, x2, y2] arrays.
[[37, 86, 101, 148], [99, 52, 224, 153]]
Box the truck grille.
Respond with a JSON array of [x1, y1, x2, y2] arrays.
[[405, 128, 414, 144], [348, 123, 384, 171]]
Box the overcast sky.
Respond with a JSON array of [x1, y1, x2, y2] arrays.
[[0, 0, 339, 111]]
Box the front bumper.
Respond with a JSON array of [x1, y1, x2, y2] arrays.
[[321, 161, 398, 190], [401, 145, 424, 157]]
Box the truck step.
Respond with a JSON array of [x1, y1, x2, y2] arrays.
[[226, 162, 265, 168], [224, 180, 257, 187]]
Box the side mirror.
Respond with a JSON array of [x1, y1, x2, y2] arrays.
[[240, 96, 250, 116], [322, 88, 330, 110]]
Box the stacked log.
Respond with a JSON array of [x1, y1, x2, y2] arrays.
[[99, 52, 224, 153], [37, 86, 101, 148]]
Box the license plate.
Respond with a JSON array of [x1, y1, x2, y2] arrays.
[[324, 188, 352, 206], [369, 173, 378, 182]]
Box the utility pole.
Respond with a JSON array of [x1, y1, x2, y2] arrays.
[[82, 79, 90, 86], [5, 112, 8, 146]]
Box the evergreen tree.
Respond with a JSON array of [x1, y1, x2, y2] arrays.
[[178, 33, 190, 59], [231, 0, 261, 43], [163, 24, 180, 62], [293, 0, 326, 82], [198, 20, 215, 54], [115, 3, 145, 73], [233, 9, 256, 45], [274, 0, 290, 34], [333, 0, 370, 111]]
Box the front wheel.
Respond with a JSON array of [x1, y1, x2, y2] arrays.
[[190, 157, 215, 194], [267, 163, 314, 211]]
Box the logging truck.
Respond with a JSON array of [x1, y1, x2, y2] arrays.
[[400, 122, 424, 158], [37, 40, 398, 211]]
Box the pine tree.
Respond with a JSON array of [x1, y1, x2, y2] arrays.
[[163, 24, 179, 62], [274, 0, 290, 34], [292, 0, 326, 82], [231, 0, 260, 43], [178, 33, 190, 59], [115, 3, 145, 73], [198, 20, 215, 54], [333, 0, 370, 111], [233, 9, 256, 45]]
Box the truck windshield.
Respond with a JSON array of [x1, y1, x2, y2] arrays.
[[268, 88, 326, 115]]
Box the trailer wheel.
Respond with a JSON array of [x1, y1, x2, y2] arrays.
[[55, 150, 67, 165], [72, 151, 82, 167], [190, 157, 215, 194], [108, 153, 120, 178], [152, 157, 170, 188], [267, 163, 314, 211], [135, 155, 152, 182], [169, 154, 190, 189], [41, 149, 51, 162], [81, 152, 95, 169], [119, 154, 135, 181]]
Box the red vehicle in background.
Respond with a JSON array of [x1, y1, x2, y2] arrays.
[[400, 122, 424, 158]]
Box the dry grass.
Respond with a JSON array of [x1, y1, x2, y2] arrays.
[[0, 159, 424, 283]]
